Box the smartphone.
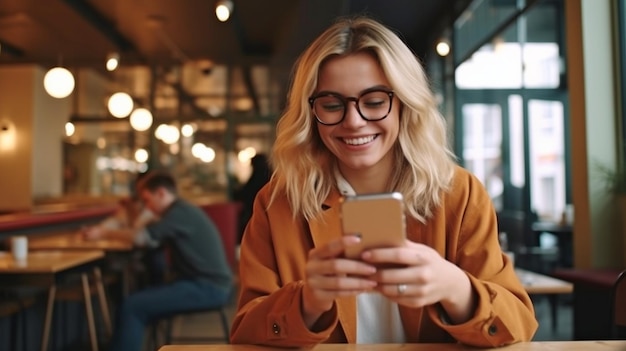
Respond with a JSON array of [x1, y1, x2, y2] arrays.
[[340, 192, 406, 260]]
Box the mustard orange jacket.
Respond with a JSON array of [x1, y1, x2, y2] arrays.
[[231, 166, 538, 347]]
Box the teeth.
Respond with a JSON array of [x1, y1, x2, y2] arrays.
[[343, 135, 375, 145]]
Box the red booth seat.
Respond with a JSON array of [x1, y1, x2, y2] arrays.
[[200, 201, 242, 270]]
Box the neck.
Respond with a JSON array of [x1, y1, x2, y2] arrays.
[[339, 155, 394, 194]]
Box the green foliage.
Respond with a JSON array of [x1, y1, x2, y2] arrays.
[[596, 161, 626, 195]]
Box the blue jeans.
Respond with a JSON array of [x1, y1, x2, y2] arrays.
[[108, 279, 231, 351]]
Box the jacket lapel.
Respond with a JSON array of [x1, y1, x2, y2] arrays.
[[308, 189, 357, 343]]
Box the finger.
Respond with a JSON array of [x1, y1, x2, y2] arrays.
[[308, 235, 362, 261], [361, 244, 431, 267], [309, 274, 377, 292], [307, 257, 376, 277]]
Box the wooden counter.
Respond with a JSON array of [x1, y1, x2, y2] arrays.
[[0, 205, 117, 234]]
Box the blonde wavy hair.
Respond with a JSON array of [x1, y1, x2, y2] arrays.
[[270, 16, 457, 223]]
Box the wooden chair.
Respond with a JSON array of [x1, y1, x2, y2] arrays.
[[496, 210, 559, 273], [152, 305, 230, 346], [613, 269, 626, 338], [0, 291, 36, 351], [148, 202, 240, 347]]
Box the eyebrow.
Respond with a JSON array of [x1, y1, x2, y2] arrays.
[[312, 84, 392, 97]]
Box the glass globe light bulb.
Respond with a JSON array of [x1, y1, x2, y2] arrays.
[[43, 67, 75, 98], [108, 92, 134, 118], [129, 108, 153, 131]]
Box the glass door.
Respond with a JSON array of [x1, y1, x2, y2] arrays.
[[457, 90, 569, 219], [458, 91, 526, 214]]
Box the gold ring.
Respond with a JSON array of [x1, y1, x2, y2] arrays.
[[397, 284, 407, 295]]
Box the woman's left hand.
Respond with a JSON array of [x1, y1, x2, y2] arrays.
[[361, 240, 476, 323]]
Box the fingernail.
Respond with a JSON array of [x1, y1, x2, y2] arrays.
[[345, 235, 361, 243]]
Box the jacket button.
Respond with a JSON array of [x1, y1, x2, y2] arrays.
[[272, 323, 281, 334], [488, 324, 498, 335]]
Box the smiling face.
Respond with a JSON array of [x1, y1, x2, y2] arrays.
[[315, 51, 400, 188]]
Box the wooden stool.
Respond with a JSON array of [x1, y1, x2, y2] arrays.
[[0, 292, 36, 351], [150, 305, 230, 348]]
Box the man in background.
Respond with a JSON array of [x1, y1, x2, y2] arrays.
[[85, 170, 233, 351]]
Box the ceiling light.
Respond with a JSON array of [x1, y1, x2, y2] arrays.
[[160, 125, 180, 144], [43, 67, 75, 98], [135, 148, 149, 163], [436, 40, 450, 57], [108, 92, 134, 118], [129, 108, 153, 131], [215, 0, 233, 22], [65, 122, 75, 137], [181, 123, 195, 137], [155, 124, 168, 140], [106, 52, 119, 71]]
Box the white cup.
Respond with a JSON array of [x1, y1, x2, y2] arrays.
[[11, 236, 28, 261]]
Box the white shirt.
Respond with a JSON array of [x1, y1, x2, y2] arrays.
[[335, 170, 406, 343]]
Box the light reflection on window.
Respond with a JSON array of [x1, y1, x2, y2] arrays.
[[456, 43, 560, 89]]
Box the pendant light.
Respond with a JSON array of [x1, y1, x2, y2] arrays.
[[129, 108, 153, 131], [108, 92, 134, 118], [43, 67, 75, 99]]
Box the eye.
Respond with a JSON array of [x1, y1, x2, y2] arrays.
[[316, 96, 344, 112], [361, 98, 386, 108], [360, 91, 390, 109]]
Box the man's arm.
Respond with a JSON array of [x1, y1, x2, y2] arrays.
[[83, 226, 156, 248]]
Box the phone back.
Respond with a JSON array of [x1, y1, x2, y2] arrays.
[[341, 192, 406, 259]]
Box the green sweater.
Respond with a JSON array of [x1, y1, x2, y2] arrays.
[[146, 199, 233, 291]]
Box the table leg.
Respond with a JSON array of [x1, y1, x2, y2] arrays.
[[93, 267, 112, 337], [549, 295, 558, 332], [81, 273, 98, 351], [41, 285, 57, 351]]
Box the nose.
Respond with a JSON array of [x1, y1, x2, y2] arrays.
[[341, 101, 366, 127]]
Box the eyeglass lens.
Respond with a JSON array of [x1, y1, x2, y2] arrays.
[[312, 90, 392, 125]]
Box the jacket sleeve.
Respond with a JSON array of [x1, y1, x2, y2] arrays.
[[426, 170, 538, 347], [230, 188, 339, 347]]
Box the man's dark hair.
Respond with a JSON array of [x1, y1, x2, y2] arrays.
[[139, 171, 177, 194]]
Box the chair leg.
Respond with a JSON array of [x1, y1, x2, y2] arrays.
[[549, 295, 558, 333], [81, 273, 99, 351], [41, 285, 57, 351], [165, 317, 173, 345], [93, 267, 112, 338], [218, 309, 230, 343], [10, 313, 18, 351]]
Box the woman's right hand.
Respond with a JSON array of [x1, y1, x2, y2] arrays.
[[301, 235, 377, 328]]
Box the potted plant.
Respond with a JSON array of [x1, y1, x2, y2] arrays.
[[596, 162, 626, 196]]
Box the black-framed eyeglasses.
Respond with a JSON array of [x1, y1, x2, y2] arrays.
[[308, 88, 394, 126]]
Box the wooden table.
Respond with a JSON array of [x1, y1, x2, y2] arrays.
[[29, 230, 133, 251], [29, 229, 136, 295], [158, 341, 626, 350], [516, 268, 573, 295], [0, 250, 107, 351], [516, 268, 573, 333]]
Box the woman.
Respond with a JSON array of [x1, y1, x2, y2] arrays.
[[231, 16, 537, 347]]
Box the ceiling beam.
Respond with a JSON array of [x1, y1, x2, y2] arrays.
[[63, 0, 135, 52], [242, 66, 261, 115], [0, 40, 23, 57]]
